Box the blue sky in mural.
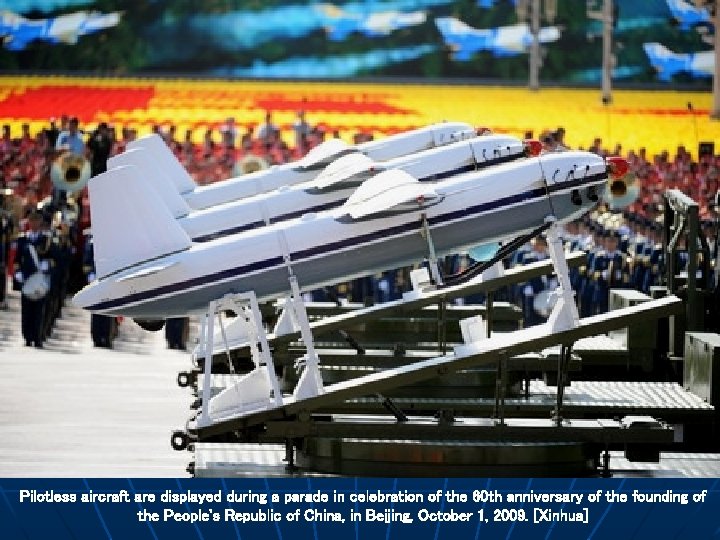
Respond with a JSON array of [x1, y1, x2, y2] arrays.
[[0, 0, 91, 12], [181, 0, 453, 50], [212, 44, 437, 78]]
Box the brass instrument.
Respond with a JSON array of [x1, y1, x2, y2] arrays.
[[233, 154, 269, 176], [606, 171, 640, 209], [51, 152, 91, 193]]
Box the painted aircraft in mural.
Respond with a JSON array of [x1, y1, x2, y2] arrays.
[[643, 42, 714, 81], [434, 16, 561, 61], [666, 0, 714, 32], [0, 10, 121, 51], [319, 5, 428, 41]]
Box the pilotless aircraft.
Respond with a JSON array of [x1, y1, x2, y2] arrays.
[[74, 150, 618, 320], [123, 122, 478, 212], [114, 134, 533, 243]]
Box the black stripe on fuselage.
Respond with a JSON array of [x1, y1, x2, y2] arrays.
[[192, 151, 525, 242]]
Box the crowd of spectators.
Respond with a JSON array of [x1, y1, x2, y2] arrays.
[[0, 110, 344, 211], [0, 111, 367, 348], [0, 114, 718, 348]]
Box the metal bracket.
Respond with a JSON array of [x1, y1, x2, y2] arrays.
[[378, 393, 408, 422], [544, 219, 580, 332], [196, 291, 283, 428], [420, 213, 444, 286], [493, 351, 509, 425], [287, 275, 325, 401], [552, 343, 573, 425]]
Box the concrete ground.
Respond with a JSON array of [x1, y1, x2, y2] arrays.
[[0, 289, 192, 477], [3, 288, 719, 479]]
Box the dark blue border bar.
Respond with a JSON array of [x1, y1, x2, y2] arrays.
[[0, 477, 717, 540]]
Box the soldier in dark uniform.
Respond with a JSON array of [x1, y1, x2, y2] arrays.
[[82, 233, 115, 348], [87, 122, 113, 177], [642, 221, 664, 293], [0, 188, 15, 308], [627, 216, 649, 291], [350, 275, 376, 305], [39, 213, 61, 341], [579, 224, 604, 317], [165, 317, 189, 351], [591, 230, 626, 314], [13, 211, 53, 348], [563, 220, 583, 295], [703, 219, 718, 289], [375, 269, 399, 303], [508, 240, 532, 305], [44, 220, 74, 338]]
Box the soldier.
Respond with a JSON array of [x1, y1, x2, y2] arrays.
[[46, 219, 74, 334], [165, 317, 189, 351], [87, 122, 113, 177], [643, 243, 664, 293], [0, 187, 15, 308], [579, 223, 604, 317], [508, 240, 532, 305], [13, 211, 53, 348], [520, 236, 552, 327], [701, 219, 717, 288], [629, 217, 651, 291], [591, 230, 626, 314], [82, 232, 115, 348], [39, 212, 63, 341]]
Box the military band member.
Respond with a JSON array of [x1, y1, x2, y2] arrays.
[[13, 211, 53, 348], [0, 190, 14, 308], [43, 219, 73, 339]]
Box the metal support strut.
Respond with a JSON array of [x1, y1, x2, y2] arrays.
[[493, 352, 509, 425], [284, 439, 298, 473], [288, 275, 325, 401], [195, 292, 283, 429], [544, 218, 580, 332], [552, 343, 573, 426], [420, 213, 444, 286]]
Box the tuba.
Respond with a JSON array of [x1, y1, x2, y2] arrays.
[[51, 152, 91, 193], [233, 154, 269, 176], [606, 172, 639, 209]]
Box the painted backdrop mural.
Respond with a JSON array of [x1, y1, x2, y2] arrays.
[[0, 0, 714, 84]]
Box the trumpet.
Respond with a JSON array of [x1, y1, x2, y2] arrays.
[[51, 152, 91, 193]]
